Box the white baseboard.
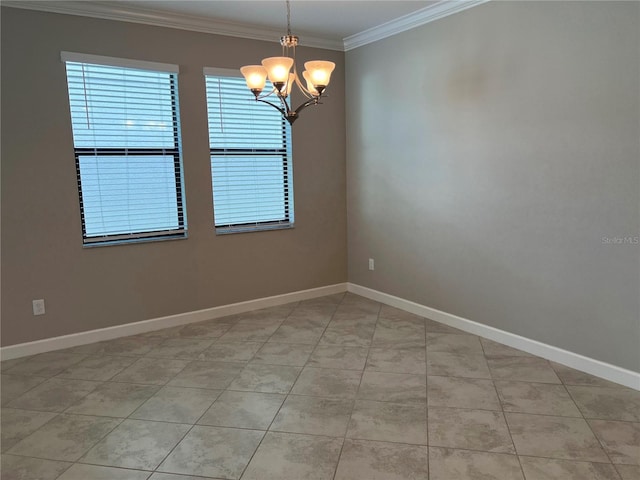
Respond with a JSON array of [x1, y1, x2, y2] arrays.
[[0, 283, 348, 361], [348, 283, 640, 391], [3, 280, 637, 391]]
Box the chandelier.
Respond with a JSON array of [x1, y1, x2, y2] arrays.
[[240, 0, 335, 125]]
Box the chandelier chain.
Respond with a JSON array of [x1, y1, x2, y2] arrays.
[[286, 0, 291, 35]]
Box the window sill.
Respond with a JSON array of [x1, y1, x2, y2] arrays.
[[215, 222, 294, 235], [82, 231, 187, 248]]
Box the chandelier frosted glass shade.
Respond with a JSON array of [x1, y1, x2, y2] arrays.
[[261, 57, 294, 86], [239, 65, 267, 93], [304, 61, 335, 91]]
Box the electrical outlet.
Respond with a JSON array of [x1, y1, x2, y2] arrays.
[[32, 299, 45, 316], [368, 258, 375, 271]]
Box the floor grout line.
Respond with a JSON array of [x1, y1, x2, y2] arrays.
[[2, 294, 638, 480]]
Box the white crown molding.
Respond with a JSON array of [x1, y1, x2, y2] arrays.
[[3, 0, 491, 52], [343, 0, 491, 51], [1, 0, 344, 51]]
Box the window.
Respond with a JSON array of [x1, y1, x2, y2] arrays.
[[62, 52, 186, 245], [204, 68, 293, 234]]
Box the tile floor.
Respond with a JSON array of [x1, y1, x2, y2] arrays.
[[1, 293, 638, 480]]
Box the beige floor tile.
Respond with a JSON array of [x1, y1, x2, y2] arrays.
[[519, 456, 621, 480], [57, 463, 151, 479], [286, 307, 335, 325], [6, 414, 120, 461], [111, 357, 189, 385], [199, 341, 262, 362], [234, 304, 295, 323], [616, 464, 640, 480], [487, 356, 561, 384], [56, 356, 136, 381], [366, 347, 426, 375], [145, 338, 215, 360], [427, 376, 501, 410], [567, 385, 640, 422], [291, 367, 361, 398], [271, 395, 354, 436], [331, 312, 378, 326], [167, 361, 244, 389], [357, 370, 426, 404], [378, 305, 422, 323], [0, 454, 71, 480], [252, 343, 314, 366], [429, 447, 523, 480], [480, 338, 533, 358], [149, 474, 214, 480], [335, 439, 428, 480], [551, 363, 625, 388], [506, 412, 609, 462], [3, 352, 87, 378], [6, 377, 100, 412], [1, 358, 30, 373], [138, 327, 184, 339], [588, 419, 640, 465], [1, 408, 57, 452], [3, 295, 634, 480], [268, 322, 326, 344], [320, 323, 376, 347], [299, 292, 344, 306], [427, 352, 492, 379], [371, 324, 426, 348], [340, 295, 381, 313], [130, 386, 220, 423], [198, 390, 285, 429], [426, 333, 484, 355], [218, 323, 280, 342], [159, 425, 263, 478], [307, 346, 369, 370], [81, 419, 190, 470], [79, 335, 165, 357], [228, 363, 301, 394], [424, 318, 464, 334], [177, 320, 234, 338], [1, 374, 47, 405], [347, 400, 428, 445], [428, 407, 515, 453], [242, 431, 343, 480], [495, 380, 582, 416], [66, 382, 159, 417]]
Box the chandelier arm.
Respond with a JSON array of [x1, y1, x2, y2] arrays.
[[292, 71, 315, 99], [257, 88, 278, 100], [256, 98, 288, 117], [276, 92, 293, 116], [293, 97, 320, 117]]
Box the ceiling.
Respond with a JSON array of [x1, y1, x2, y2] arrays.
[[114, 1, 438, 41], [4, 0, 487, 50]]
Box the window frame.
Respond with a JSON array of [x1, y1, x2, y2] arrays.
[[204, 67, 294, 235], [62, 52, 187, 246]]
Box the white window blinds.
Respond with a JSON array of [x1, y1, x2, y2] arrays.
[[62, 53, 186, 245], [204, 69, 293, 234]]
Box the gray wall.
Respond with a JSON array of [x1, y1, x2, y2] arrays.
[[346, 1, 640, 371], [1, 7, 347, 346]]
